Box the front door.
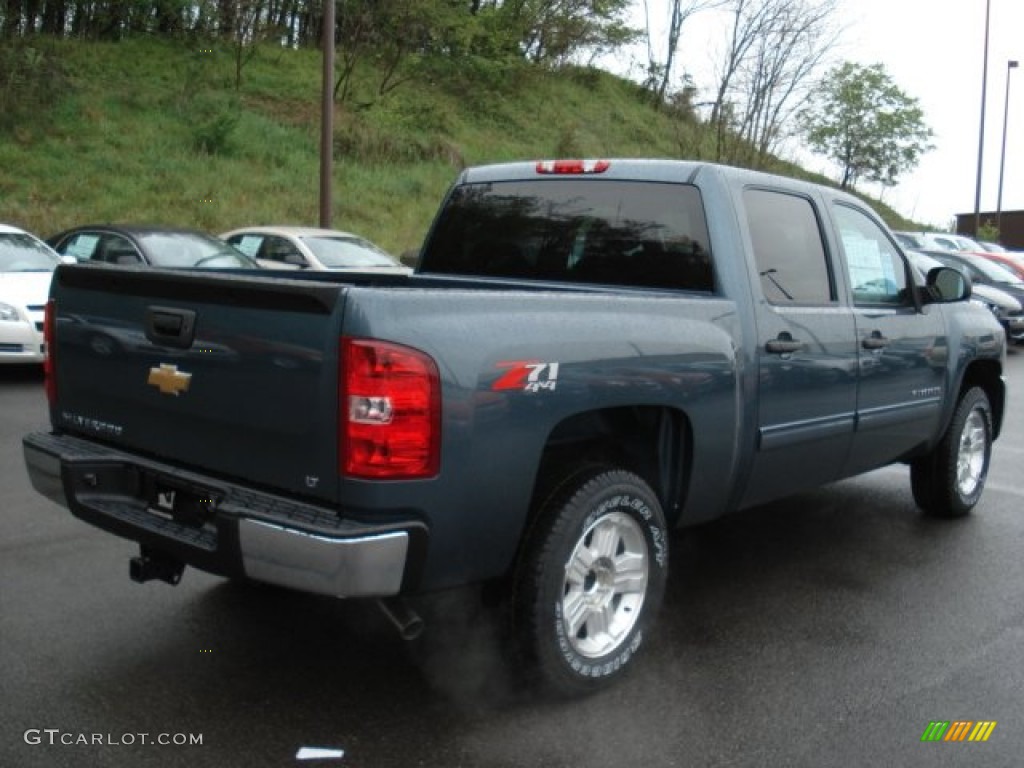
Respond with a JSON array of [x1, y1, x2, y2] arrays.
[[829, 203, 947, 476]]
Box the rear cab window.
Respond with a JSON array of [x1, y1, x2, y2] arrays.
[[420, 179, 714, 292]]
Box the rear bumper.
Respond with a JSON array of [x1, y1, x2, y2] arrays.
[[23, 432, 425, 598]]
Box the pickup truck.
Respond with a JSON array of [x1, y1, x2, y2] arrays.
[[23, 159, 1007, 696]]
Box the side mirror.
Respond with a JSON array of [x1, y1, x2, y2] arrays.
[[925, 266, 971, 303]]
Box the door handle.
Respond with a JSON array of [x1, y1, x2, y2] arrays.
[[766, 337, 804, 354], [145, 306, 196, 349], [861, 333, 889, 350]]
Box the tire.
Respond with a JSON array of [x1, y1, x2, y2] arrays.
[[910, 387, 993, 518], [512, 465, 669, 696]]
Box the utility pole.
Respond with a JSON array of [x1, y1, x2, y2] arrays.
[[319, 0, 335, 228], [996, 60, 1019, 234], [972, 0, 991, 236]]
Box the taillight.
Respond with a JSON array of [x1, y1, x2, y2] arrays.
[[43, 299, 56, 405], [341, 338, 440, 479], [535, 159, 610, 175]]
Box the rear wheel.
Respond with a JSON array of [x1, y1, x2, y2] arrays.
[[911, 387, 993, 518], [512, 466, 668, 696]]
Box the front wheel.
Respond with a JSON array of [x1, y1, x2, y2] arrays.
[[512, 466, 669, 696], [911, 387, 993, 518]]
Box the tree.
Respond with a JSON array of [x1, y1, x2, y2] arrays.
[[709, 0, 782, 161], [731, 0, 838, 165], [642, 0, 722, 108], [504, 0, 638, 66], [800, 61, 933, 190]]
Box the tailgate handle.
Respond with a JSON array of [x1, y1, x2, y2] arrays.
[[145, 307, 196, 349]]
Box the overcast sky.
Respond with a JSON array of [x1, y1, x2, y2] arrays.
[[626, 0, 1023, 230]]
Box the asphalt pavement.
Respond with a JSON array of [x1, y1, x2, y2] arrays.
[[2, 351, 1022, 768]]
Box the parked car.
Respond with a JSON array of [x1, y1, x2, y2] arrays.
[[0, 224, 66, 364], [920, 249, 1024, 339], [220, 226, 409, 273], [978, 241, 1009, 253], [976, 241, 1024, 256], [47, 225, 259, 269], [909, 250, 1024, 344], [975, 250, 1024, 280], [892, 231, 928, 250], [896, 231, 985, 253]]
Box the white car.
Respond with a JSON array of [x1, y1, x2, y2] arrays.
[[0, 224, 65, 364], [895, 231, 986, 253], [220, 226, 410, 273]]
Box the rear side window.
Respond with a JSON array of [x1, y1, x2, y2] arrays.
[[744, 189, 833, 304], [56, 233, 101, 262], [420, 179, 713, 292]]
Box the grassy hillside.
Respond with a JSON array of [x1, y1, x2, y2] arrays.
[[0, 37, 916, 253]]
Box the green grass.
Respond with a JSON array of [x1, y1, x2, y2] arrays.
[[0, 37, 918, 253]]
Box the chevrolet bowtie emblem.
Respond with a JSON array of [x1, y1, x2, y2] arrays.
[[148, 364, 192, 396]]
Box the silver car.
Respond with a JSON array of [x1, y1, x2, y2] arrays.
[[220, 226, 410, 273]]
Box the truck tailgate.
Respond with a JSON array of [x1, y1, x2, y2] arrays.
[[48, 265, 345, 504]]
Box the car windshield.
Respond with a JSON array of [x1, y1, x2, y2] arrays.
[[953, 236, 983, 251], [0, 233, 60, 271], [300, 236, 399, 268], [980, 242, 1007, 253], [960, 255, 1023, 284], [136, 232, 257, 268]]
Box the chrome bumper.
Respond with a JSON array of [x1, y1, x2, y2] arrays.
[[23, 432, 419, 598]]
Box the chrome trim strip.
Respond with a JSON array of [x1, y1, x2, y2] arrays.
[[856, 398, 942, 430], [759, 412, 856, 451]]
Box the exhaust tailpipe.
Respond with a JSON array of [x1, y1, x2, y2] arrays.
[[378, 598, 424, 641]]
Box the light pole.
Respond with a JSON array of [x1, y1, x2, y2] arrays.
[[320, 0, 335, 228], [996, 60, 1019, 234], [973, 0, 991, 236]]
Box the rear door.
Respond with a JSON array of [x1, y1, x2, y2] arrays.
[[741, 187, 859, 507], [51, 266, 346, 502]]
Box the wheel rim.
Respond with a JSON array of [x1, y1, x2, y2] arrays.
[[956, 409, 988, 498], [561, 510, 649, 659]]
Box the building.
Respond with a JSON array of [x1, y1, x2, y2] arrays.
[[956, 210, 1024, 250]]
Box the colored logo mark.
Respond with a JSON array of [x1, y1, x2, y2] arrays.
[[921, 721, 997, 742]]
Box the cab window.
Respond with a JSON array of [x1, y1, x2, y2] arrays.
[[744, 189, 833, 304], [420, 180, 714, 292], [833, 205, 909, 306]]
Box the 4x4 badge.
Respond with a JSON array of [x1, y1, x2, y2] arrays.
[[148, 364, 192, 396]]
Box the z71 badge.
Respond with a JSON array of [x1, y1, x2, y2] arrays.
[[492, 360, 560, 393]]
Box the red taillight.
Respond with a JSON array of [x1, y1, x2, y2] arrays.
[[535, 159, 610, 175], [43, 299, 56, 405], [341, 338, 440, 479]]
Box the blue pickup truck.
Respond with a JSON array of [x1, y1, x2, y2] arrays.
[[23, 159, 1006, 695]]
